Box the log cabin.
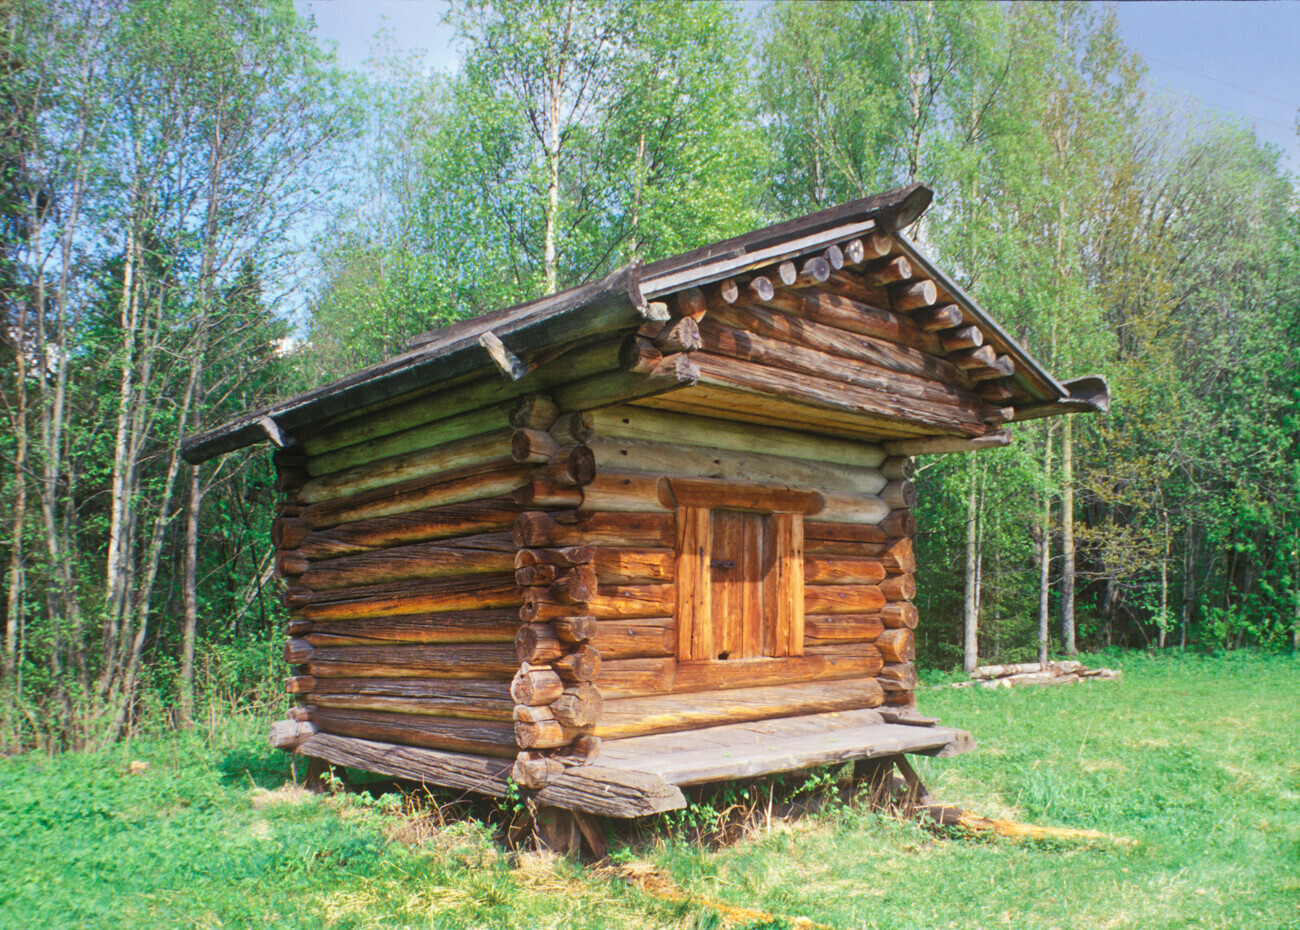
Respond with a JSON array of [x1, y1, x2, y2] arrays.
[[183, 183, 1108, 823]]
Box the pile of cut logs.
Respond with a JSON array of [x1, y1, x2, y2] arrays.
[[953, 660, 1120, 689]]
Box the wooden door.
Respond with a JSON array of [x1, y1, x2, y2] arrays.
[[675, 502, 804, 663]]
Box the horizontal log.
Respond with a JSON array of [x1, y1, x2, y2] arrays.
[[285, 638, 312, 664], [551, 359, 699, 412], [512, 704, 555, 724], [272, 517, 310, 549], [803, 556, 886, 585], [803, 614, 885, 644], [892, 279, 938, 313], [587, 436, 889, 498], [804, 584, 887, 615], [579, 471, 667, 513], [977, 379, 1016, 403], [549, 565, 596, 604], [515, 718, 574, 750], [516, 545, 595, 568], [941, 326, 983, 352], [550, 411, 595, 445], [754, 287, 938, 355], [269, 719, 316, 750], [698, 321, 980, 429], [792, 255, 831, 287], [296, 676, 513, 702], [841, 233, 893, 267], [301, 461, 529, 530], [691, 352, 983, 439], [880, 456, 915, 481], [511, 428, 559, 463], [880, 602, 919, 629], [512, 479, 583, 509], [306, 643, 520, 680], [309, 402, 516, 477], [913, 304, 964, 332], [298, 542, 514, 591], [877, 628, 915, 662], [552, 683, 603, 727], [588, 405, 886, 469], [310, 707, 518, 758], [553, 614, 598, 643], [589, 616, 675, 659], [544, 445, 597, 486], [595, 652, 884, 699], [879, 661, 918, 690], [296, 502, 520, 560], [510, 394, 560, 430], [313, 692, 514, 721], [516, 623, 565, 664], [513, 511, 674, 548], [555, 644, 601, 682], [747, 275, 775, 301], [879, 510, 916, 537], [970, 355, 1016, 382], [861, 255, 912, 286], [808, 489, 890, 526], [675, 287, 708, 320], [663, 477, 823, 515], [594, 679, 884, 740], [298, 732, 515, 799], [522, 584, 674, 622], [512, 665, 565, 705], [802, 642, 883, 659], [302, 341, 620, 457], [300, 430, 514, 504], [289, 573, 520, 621], [708, 301, 960, 389], [949, 345, 997, 370], [653, 316, 702, 353], [879, 479, 917, 510], [883, 429, 1012, 457], [591, 547, 675, 584], [880, 573, 916, 601], [298, 610, 521, 645], [803, 522, 889, 545], [287, 675, 315, 694]]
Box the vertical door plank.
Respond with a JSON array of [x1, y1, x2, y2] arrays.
[[766, 512, 805, 657], [675, 506, 711, 661], [739, 512, 765, 658], [711, 510, 744, 658]]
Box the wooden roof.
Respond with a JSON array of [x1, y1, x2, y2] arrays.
[[182, 184, 1106, 464]]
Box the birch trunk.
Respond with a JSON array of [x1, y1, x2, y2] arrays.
[[1060, 416, 1076, 655], [962, 467, 979, 674], [1037, 425, 1054, 666]]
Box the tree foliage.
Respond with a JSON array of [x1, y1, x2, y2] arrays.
[[1, 0, 1297, 750]]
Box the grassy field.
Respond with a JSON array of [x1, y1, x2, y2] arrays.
[[3, 651, 1298, 929]]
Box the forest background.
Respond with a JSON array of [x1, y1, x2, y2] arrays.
[[1, 0, 1297, 753]]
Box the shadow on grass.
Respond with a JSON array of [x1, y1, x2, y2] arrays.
[[217, 745, 297, 789]]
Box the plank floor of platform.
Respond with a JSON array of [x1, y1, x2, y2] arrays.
[[296, 709, 974, 819]]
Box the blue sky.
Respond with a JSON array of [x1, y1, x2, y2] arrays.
[[293, 0, 1300, 171]]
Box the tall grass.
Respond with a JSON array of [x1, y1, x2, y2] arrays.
[[2, 650, 1297, 928]]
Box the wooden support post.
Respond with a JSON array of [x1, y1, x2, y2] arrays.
[[852, 756, 896, 810], [304, 756, 330, 794], [532, 805, 581, 856]]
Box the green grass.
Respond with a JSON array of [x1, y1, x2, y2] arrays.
[[2, 652, 1298, 928]]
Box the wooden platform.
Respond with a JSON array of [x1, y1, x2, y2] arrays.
[[296, 708, 973, 819]]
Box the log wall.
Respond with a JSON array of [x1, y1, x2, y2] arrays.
[[274, 343, 625, 762]]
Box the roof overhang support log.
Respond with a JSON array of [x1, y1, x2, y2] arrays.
[[1011, 375, 1110, 422]]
